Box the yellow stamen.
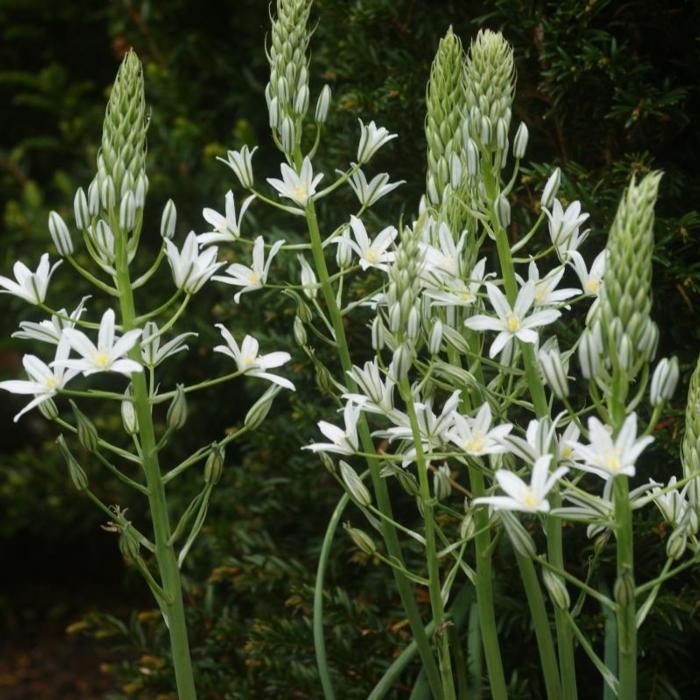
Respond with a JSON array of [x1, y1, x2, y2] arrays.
[[365, 248, 380, 264], [465, 433, 486, 453], [507, 315, 521, 332], [291, 184, 308, 202], [94, 352, 110, 368], [585, 279, 600, 295]]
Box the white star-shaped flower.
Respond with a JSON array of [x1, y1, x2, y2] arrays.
[[569, 413, 653, 480], [199, 191, 255, 246], [165, 232, 225, 294], [474, 455, 569, 513], [12, 297, 88, 345], [0, 336, 78, 421], [213, 236, 284, 303], [357, 120, 397, 164], [55, 309, 142, 376], [0, 253, 61, 305], [267, 157, 323, 207], [569, 250, 607, 297], [346, 215, 397, 271], [464, 282, 561, 358], [445, 402, 512, 457], [348, 167, 404, 207], [213, 325, 294, 390], [543, 200, 589, 261], [305, 402, 361, 455]]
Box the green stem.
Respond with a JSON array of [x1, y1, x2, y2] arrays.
[[516, 554, 561, 699], [114, 230, 197, 699], [303, 199, 443, 699], [613, 476, 636, 700], [401, 378, 456, 700], [490, 183, 573, 697], [469, 465, 509, 700]]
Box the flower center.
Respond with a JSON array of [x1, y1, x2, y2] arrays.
[[522, 489, 539, 509], [333, 431, 347, 446], [535, 288, 546, 303], [585, 278, 600, 295], [94, 352, 110, 368], [459, 289, 473, 303], [507, 315, 521, 332], [247, 271, 261, 286], [45, 376, 59, 389], [291, 184, 308, 203], [605, 453, 621, 473], [465, 432, 486, 454], [365, 248, 380, 264], [240, 353, 258, 369], [560, 446, 573, 458], [215, 218, 229, 233]]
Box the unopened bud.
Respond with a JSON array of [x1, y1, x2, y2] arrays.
[[429, 320, 443, 355], [371, 316, 385, 351], [494, 193, 511, 228], [340, 461, 372, 507], [48, 211, 73, 257], [460, 511, 476, 541], [315, 85, 331, 124], [495, 118, 508, 151], [578, 326, 602, 379], [204, 443, 225, 485], [280, 116, 295, 154], [542, 569, 570, 610], [297, 254, 317, 300], [244, 384, 281, 430], [539, 345, 569, 399], [500, 510, 536, 558], [449, 153, 462, 189], [433, 463, 452, 500], [294, 85, 309, 115], [119, 191, 136, 232], [121, 395, 138, 435], [166, 384, 187, 431], [87, 180, 100, 216], [344, 523, 376, 554], [513, 122, 529, 159], [666, 528, 687, 560], [293, 315, 307, 346], [74, 188, 90, 230], [541, 168, 561, 209], [390, 343, 412, 382], [160, 199, 177, 240], [70, 400, 99, 453], [465, 139, 479, 177], [57, 435, 88, 491], [650, 357, 679, 407], [100, 175, 116, 210], [135, 172, 148, 208], [268, 96, 279, 129]]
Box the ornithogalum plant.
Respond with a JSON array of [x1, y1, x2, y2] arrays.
[[0, 51, 293, 699], [201, 2, 698, 699], [3, 2, 700, 699]]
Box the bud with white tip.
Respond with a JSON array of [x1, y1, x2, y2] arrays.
[[513, 122, 529, 159], [650, 357, 679, 407], [119, 191, 136, 232], [429, 320, 443, 355], [87, 180, 100, 216], [166, 384, 187, 431], [160, 199, 177, 240], [244, 385, 281, 431], [315, 84, 331, 123], [541, 167, 561, 209], [465, 139, 479, 177], [340, 461, 372, 507], [74, 188, 90, 230], [539, 344, 569, 399], [297, 254, 317, 300], [280, 116, 295, 154], [294, 85, 309, 115], [494, 193, 511, 228], [48, 211, 74, 257], [121, 395, 138, 436], [542, 569, 570, 610], [578, 325, 603, 380], [100, 175, 116, 210]]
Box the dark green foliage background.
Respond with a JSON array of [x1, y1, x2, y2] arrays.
[[1, 1, 700, 698]]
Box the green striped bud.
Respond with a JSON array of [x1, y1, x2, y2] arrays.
[[344, 523, 376, 555], [433, 463, 452, 500], [425, 27, 466, 206], [681, 354, 700, 507], [100, 50, 148, 196], [464, 30, 514, 154], [57, 435, 88, 491], [70, 400, 99, 453], [166, 384, 187, 431], [204, 443, 225, 485], [339, 461, 371, 507], [267, 0, 312, 155], [596, 172, 662, 377], [38, 397, 59, 421], [542, 569, 570, 610], [500, 510, 536, 558], [245, 384, 281, 430]]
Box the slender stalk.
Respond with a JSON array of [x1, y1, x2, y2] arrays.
[[613, 476, 636, 700], [515, 553, 561, 700], [114, 230, 197, 699], [489, 179, 573, 697], [303, 199, 443, 697], [401, 378, 456, 700]]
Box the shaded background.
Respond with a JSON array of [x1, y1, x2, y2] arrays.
[[1, 1, 700, 698]]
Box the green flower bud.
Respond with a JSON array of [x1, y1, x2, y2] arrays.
[[74, 188, 90, 230], [339, 461, 371, 507], [293, 315, 307, 346], [681, 354, 700, 507], [57, 435, 88, 491], [459, 511, 476, 541], [613, 569, 635, 607], [500, 510, 536, 558], [204, 443, 225, 485], [166, 384, 187, 431], [596, 172, 662, 376], [542, 569, 570, 610], [100, 50, 148, 194], [70, 400, 99, 453], [121, 391, 138, 435], [494, 193, 511, 228], [245, 384, 281, 430], [48, 211, 73, 257], [464, 29, 514, 152], [666, 527, 687, 560], [315, 84, 331, 123], [433, 463, 452, 500], [119, 191, 136, 232], [160, 199, 177, 240], [344, 523, 376, 555], [513, 122, 529, 159]]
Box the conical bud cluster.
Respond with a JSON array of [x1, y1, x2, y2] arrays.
[[463, 30, 514, 154], [266, 0, 312, 155], [425, 28, 466, 208], [595, 172, 661, 373], [97, 50, 148, 201], [681, 355, 700, 508]]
